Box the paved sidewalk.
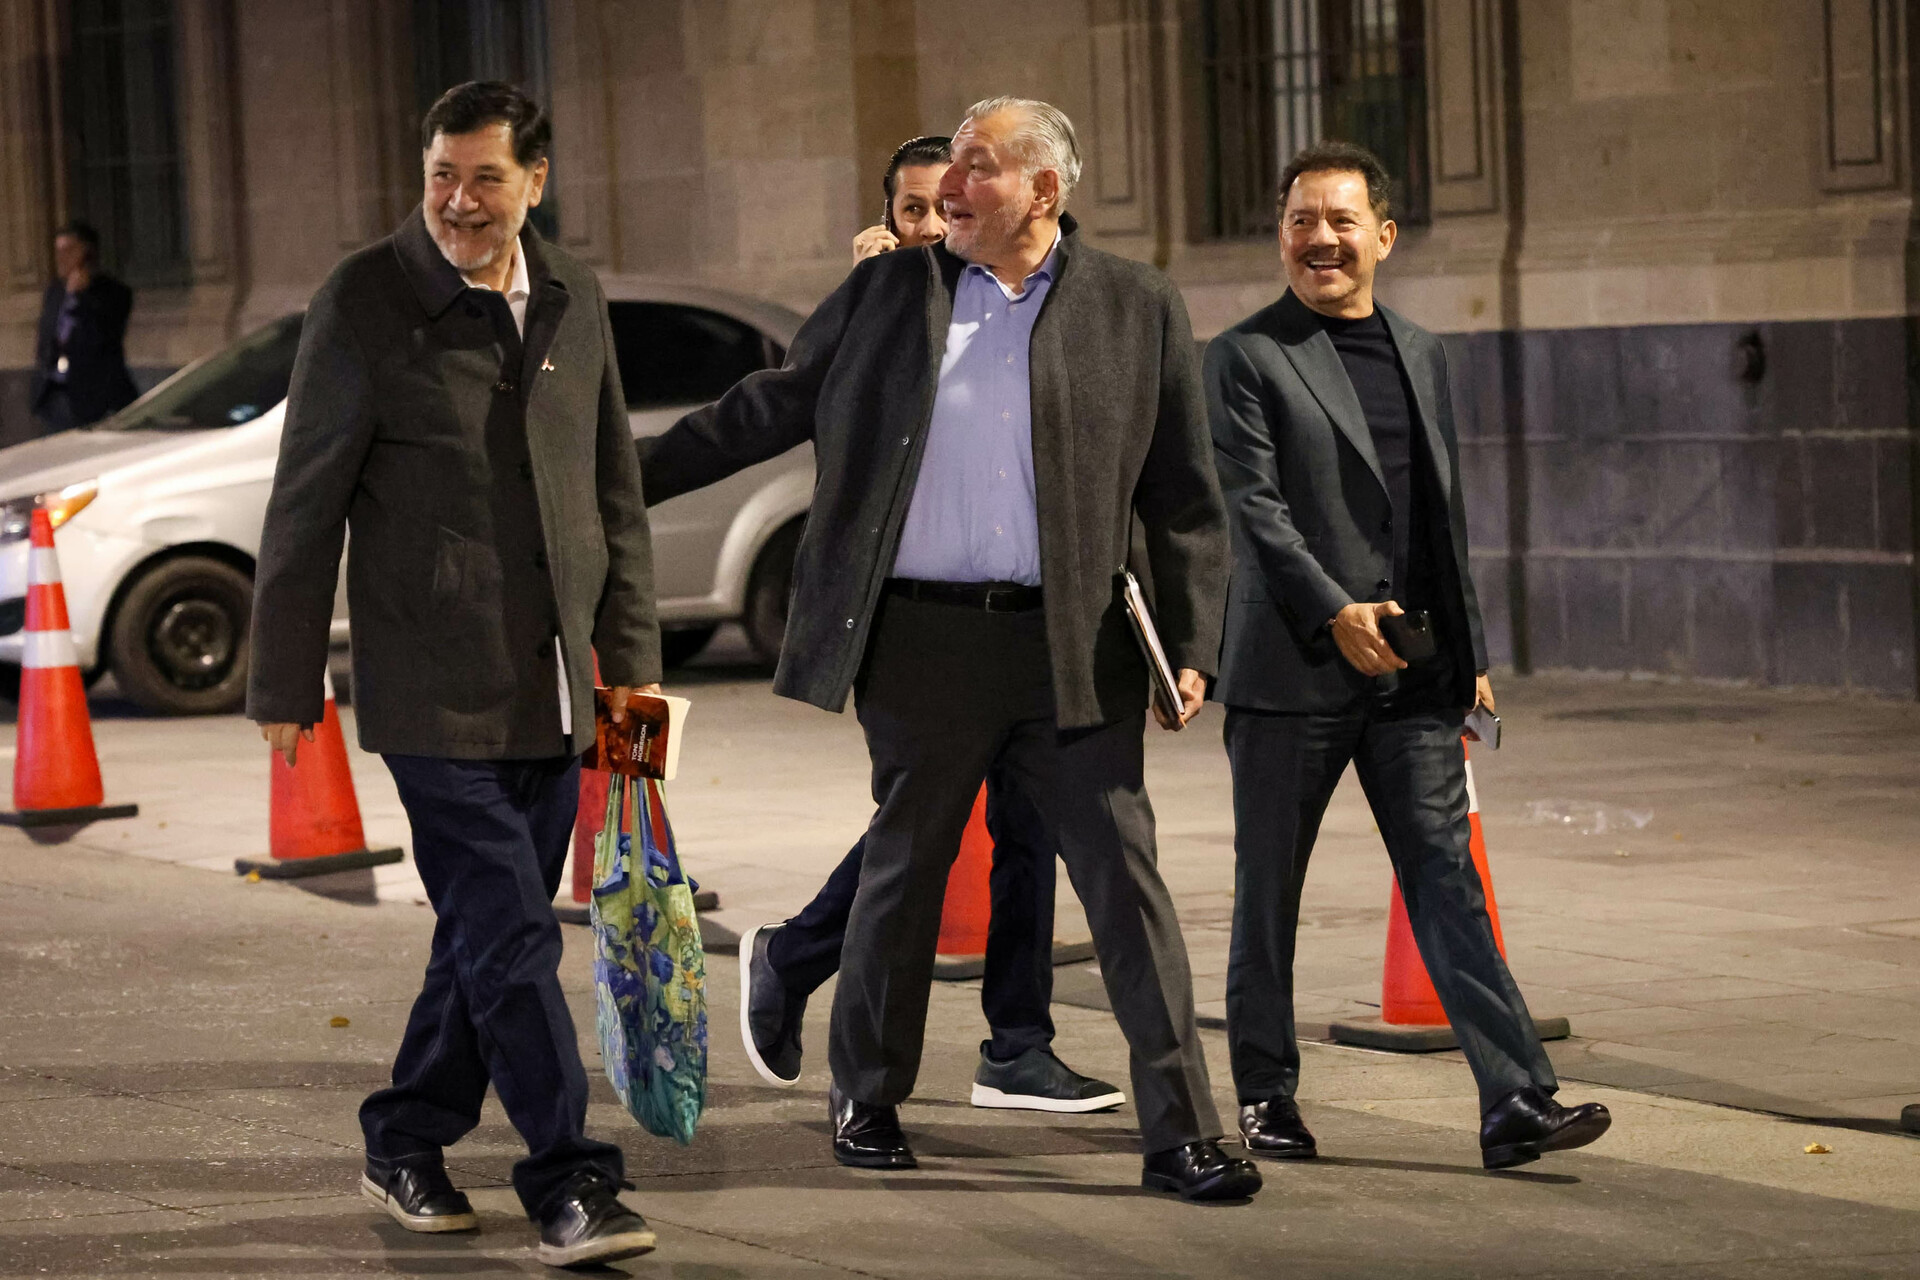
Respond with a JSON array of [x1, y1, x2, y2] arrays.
[[1, 836, 1916, 1278], [9, 635, 1920, 1126]]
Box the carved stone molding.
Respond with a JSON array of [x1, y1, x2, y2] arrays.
[[547, 0, 619, 266], [174, 0, 239, 286], [1821, 0, 1901, 192], [1426, 0, 1500, 216], [327, 0, 415, 248], [1088, 0, 1154, 238], [0, 0, 55, 291]]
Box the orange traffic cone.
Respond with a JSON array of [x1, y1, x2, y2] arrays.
[[0, 508, 137, 826], [234, 670, 401, 879], [555, 766, 611, 925], [934, 785, 995, 971], [1329, 738, 1568, 1050]]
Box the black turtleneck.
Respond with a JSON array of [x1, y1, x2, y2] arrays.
[[1318, 309, 1414, 598]]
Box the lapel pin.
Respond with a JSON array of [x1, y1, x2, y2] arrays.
[[540, 357, 557, 372]]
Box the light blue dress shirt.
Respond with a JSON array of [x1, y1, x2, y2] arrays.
[[890, 237, 1061, 586]]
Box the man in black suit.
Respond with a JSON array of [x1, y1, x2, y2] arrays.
[[736, 132, 1122, 1119], [30, 220, 137, 432], [1206, 141, 1611, 1172], [643, 96, 1259, 1202], [248, 83, 659, 1268]]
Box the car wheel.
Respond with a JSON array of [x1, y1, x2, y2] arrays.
[[107, 556, 252, 716], [0, 663, 17, 703], [743, 519, 803, 664], [661, 625, 718, 668]]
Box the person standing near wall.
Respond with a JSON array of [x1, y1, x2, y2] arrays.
[[30, 220, 137, 433]]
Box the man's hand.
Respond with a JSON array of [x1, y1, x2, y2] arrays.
[[1330, 601, 1410, 677], [852, 225, 899, 262], [1152, 668, 1208, 732], [1472, 672, 1495, 715], [606, 682, 664, 724], [259, 721, 315, 768]]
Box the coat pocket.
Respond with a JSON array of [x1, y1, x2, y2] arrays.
[[430, 526, 468, 609]]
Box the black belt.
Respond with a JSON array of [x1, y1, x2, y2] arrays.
[[884, 578, 1042, 613]]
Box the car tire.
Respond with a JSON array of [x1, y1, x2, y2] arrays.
[[661, 625, 718, 669], [107, 556, 253, 716], [0, 662, 17, 703], [743, 519, 803, 664]]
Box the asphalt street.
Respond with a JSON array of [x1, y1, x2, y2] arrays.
[[1, 632, 1916, 1276]]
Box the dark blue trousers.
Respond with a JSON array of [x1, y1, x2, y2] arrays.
[[766, 768, 1058, 1060], [361, 754, 622, 1219]]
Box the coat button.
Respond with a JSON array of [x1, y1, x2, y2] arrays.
[[1376, 578, 1391, 592], [519, 462, 533, 479], [1380, 519, 1392, 534], [534, 551, 548, 569], [496, 379, 516, 394], [845, 618, 854, 628], [899, 436, 910, 447]]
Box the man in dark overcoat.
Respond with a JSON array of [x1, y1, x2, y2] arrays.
[[248, 82, 661, 1269], [641, 96, 1261, 1202]]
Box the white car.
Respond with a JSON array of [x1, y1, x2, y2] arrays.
[[0, 283, 810, 715]]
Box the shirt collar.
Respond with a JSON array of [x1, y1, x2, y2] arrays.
[[462, 235, 528, 301], [967, 225, 1063, 302]]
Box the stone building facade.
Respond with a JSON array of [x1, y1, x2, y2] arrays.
[[0, 0, 1913, 693]]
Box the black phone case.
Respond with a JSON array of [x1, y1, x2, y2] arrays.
[[1380, 610, 1437, 662]]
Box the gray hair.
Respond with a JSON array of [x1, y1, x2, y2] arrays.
[[960, 96, 1083, 210]]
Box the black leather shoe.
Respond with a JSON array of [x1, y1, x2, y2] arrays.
[[971, 1042, 1125, 1113], [1238, 1097, 1318, 1159], [360, 1158, 477, 1233], [536, 1174, 657, 1268], [829, 1083, 917, 1169], [1481, 1086, 1612, 1170], [1141, 1139, 1263, 1201], [739, 922, 805, 1087]]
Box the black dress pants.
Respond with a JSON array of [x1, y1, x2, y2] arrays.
[[1222, 703, 1556, 1112], [362, 754, 623, 1219], [766, 772, 1058, 1060], [830, 593, 1221, 1154]]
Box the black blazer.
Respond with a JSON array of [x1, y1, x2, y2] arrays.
[[31, 275, 138, 426], [247, 208, 661, 757], [1205, 289, 1486, 714], [640, 217, 1228, 732]]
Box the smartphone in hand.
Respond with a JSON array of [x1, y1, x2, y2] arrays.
[[1465, 702, 1501, 749]]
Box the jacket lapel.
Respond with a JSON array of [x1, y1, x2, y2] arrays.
[[518, 227, 570, 387], [1380, 306, 1452, 503], [1024, 222, 1079, 569], [1270, 291, 1385, 495]]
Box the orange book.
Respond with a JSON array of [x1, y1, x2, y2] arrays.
[[583, 688, 691, 781]]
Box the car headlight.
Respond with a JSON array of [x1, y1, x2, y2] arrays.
[[0, 482, 98, 543]]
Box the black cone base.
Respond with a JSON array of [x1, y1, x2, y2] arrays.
[[234, 846, 404, 879], [0, 802, 139, 827]]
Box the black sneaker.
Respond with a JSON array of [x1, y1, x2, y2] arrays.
[[360, 1158, 477, 1233], [970, 1042, 1126, 1113], [739, 923, 806, 1086], [536, 1174, 657, 1269]]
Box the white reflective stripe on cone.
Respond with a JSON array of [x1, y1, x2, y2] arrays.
[[27, 547, 61, 586], [21, 628, 79, 670], [323, 666, 336, 704], [1465, 758, 1480, 816]]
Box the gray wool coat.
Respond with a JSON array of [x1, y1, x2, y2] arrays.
[[247, 207, 661, 757], [639, 216, 1228, 732]]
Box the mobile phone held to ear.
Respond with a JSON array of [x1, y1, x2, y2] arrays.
[[1379, 609, 1437, 663]]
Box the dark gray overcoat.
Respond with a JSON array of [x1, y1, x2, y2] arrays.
[[1205, 289, 1487, 713], [640, 217, 1227, 732], [246, 208, 660, 757]]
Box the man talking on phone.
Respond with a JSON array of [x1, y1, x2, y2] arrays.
[[1205, 142, 1610, 1172]]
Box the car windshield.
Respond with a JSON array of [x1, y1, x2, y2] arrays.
[[99, 314, 305, 432]]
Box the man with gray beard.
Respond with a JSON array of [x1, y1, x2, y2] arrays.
[[641, 97, 1259, 1202], [249, 82, 661, 1268]]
